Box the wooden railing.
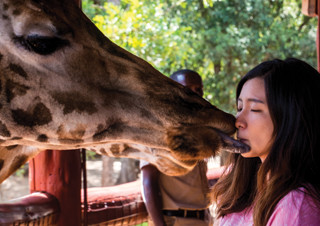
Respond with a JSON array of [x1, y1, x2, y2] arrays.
[[0, 169, 219, 225], [0, 192, 60, 225]]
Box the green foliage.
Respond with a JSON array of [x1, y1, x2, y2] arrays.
[[15, 163, 28, 177], [86, 149, 100, 160], [82, 0, 317, 114], [134, 223, 148, 226]]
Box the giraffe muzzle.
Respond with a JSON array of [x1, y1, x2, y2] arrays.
[[214, 129, 251, 154]]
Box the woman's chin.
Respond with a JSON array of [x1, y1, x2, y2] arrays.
[[241, 152, 253, 158]]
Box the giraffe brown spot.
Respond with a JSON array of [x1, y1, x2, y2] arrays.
[[70, 126, 86, 140], [92, 124, 105, 141], [12, 103, 52, 127], [37, 134, 48, 142], [113, 60, 129, 75], [0, 121, 11, 137], [6, 145, 18, 150], [9, 154, 28, 177], [99, 148, 107, 155], [93, 130, 107, 142], [71, 131, 85, 139], [56, 125, 85, 142], [167, 133, 199, 158], [5, 79, 29, 102], [0, 159, 4, 171], [51, 91, 97, 115], [9, 63, 28, 79], [93, 119, 123, 141], [3, 3, 9, 11], [138, 107, 162, 126], [58, 138, 84, 144], [12, 9, 21, 15], [2, 14, 9, 20], [0, 53, 2, 93], [56, 125, 66, 138], [110, 144, 120, 155]]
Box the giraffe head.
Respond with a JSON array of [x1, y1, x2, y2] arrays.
[[0, 0, 249, 182]]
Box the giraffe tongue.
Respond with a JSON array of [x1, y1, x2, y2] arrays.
[[215, 129, 251, 154]]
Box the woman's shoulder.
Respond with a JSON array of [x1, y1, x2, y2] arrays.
[[219, 207, 253, 226], [267, 187, 320, 226], [277, 187, 319, 210]]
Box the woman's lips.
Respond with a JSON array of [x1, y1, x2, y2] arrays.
[[237, 138, 251, 151], [238, 138, 248, 144], [215, 129, 251, 153]]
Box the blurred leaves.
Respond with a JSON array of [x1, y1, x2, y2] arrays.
[[83, 0, 317, 114]]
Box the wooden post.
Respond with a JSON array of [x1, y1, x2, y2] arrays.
[[29, 150, 82, 226], [302, 0, 317, 16]]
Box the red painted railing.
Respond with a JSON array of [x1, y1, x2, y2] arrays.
[[0, 169, 220, 225]]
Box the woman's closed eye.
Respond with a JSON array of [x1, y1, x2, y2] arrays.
[[251, 109, 262, 112], [236, 102, 243, 112]]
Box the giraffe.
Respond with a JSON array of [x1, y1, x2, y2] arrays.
[[0, 0, 249, 183]]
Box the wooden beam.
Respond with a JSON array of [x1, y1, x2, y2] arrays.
[[302, 0, 317, 17]]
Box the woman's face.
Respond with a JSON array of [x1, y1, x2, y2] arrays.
[[236, 78, 274, 162]]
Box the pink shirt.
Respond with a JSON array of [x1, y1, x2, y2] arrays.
[[220, 188, 320, 226]]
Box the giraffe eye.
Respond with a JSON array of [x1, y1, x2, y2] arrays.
[[14, 35, 69, 55]]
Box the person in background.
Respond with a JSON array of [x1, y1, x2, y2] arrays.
[[140, 69, 212, 226], [212, 58, 320, 225]]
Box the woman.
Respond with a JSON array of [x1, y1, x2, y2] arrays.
[[212, 58, 320, 225]]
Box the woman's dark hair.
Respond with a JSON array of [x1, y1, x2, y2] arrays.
[[212, 58, 320, 226]]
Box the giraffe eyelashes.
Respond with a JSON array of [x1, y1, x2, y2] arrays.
[[13, 35, 69, 55]]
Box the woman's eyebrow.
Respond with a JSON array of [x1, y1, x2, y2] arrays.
[[238, 97, 265, 104], [248, 98, 264, 103]]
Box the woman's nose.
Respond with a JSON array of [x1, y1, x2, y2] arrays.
[[235, 113, 246, 129]]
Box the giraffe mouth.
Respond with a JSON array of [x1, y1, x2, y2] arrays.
[[165, 125, 251, 162], [214, 129, 251, 154]]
